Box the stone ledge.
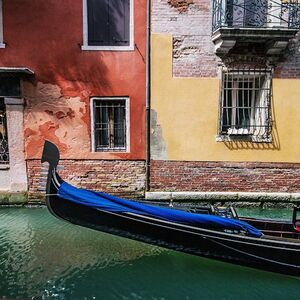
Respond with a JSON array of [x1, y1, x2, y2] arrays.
[[0, 192, 27, 205], [146, 191, 300, 203]]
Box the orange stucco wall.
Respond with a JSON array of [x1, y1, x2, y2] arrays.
[[0, 0, 146, 160]]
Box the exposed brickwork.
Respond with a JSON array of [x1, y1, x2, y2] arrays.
[[27, 159, 146, 202], [167, 0, 194, 13], [274, 34, 300, 78], [152, 0, 220, 77], [150, 160, 300, 193], [152, 1, 300, 79]]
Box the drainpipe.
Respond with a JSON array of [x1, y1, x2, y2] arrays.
[[145, 0, 151, 192]]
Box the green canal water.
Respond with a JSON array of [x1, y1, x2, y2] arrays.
[[0, 207, 299, 300]]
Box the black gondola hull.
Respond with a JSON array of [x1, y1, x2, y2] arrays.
[[46, 187, 300, 276]]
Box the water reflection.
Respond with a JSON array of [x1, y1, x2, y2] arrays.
[[0, 208, 299, 299], [236, 207, 293, 220]]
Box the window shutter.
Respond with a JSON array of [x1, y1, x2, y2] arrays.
[[108, 0, 130, 46], [87, 0, 110, 45]]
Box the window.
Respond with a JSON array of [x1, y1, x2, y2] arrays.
[[91, 97, 129, 152], [82, 0, 133, 51], [0, 77, 21, 97], [218, 69, 272, 141], [0, 98, 9, 163]]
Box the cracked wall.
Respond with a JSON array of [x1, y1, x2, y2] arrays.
[[23, 82, 88, 159]]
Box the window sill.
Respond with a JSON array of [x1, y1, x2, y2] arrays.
[[0, 164, 9, 170], [216, 135, 272, 143], [81, 45, 134, 51], [0, 43, 6, 49], [93, 150, 129, 153]]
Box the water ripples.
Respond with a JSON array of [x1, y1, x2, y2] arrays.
[[0, 208, 299, 299]]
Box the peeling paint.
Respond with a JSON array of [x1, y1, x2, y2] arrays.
[[150, 109, 167, 160], [167, 0, 209, 13], [45, 110, 54, 116], [167, 0, 194, 13], [23, 81, 90, 159], [55, 111, 66, 119], [24, 128, 37, 139]]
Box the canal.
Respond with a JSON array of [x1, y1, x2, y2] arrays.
[[0, 207, 299, 299]]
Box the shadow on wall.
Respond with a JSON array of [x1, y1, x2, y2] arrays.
[[21, 47, 113, 158], [150, 109, 168, 160], [39, 50, 112, 97]]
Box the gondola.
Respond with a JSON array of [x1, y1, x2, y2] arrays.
[[41, 140, 300, 276]]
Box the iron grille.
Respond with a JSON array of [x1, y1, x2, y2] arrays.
[[219, 68, 272, 141], [212, 0, 300, 31], [93, 99, 127, 152], [0, 98, 9, 163]]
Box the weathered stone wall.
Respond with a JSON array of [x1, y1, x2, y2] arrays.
[[152, 0, 220, 77], [27, 159, 146, 202], [150, 160, 300, 193]]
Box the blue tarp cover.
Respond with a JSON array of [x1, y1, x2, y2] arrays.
[[58, 182, 262, 238]]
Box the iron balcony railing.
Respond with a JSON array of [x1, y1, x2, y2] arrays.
[[212, 0, 300, 32]]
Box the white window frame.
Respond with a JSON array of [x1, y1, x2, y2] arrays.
[[90, 97, 130, 152], [0, 0, 5, 48], [82, 0, 134, 51], [217, 69, 272, 142]]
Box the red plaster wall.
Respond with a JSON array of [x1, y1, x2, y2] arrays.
[[0, 0, 146, 160]]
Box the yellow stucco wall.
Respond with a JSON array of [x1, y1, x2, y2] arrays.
[[151, 33, 300, 162]]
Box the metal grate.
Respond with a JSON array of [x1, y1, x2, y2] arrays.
[[219, 68, 272, 141], [93, 99, 127, 151], [212, 0, 300, 31], [0, 98, 9, 163]]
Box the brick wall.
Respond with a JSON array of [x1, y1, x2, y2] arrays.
[[152, 0, 300, 79], [27, 159, 146, 202], [274, 34, 300, 78], [152, 0, 220, 77], [150, 160, 300, 193]]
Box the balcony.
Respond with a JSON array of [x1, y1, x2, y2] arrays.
[[211, 0, 300, 60]]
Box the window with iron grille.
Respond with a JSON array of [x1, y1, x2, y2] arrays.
[[219, 69, 272, 141], [0, 98, 9, 163], [91, 97, 129, 152]]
